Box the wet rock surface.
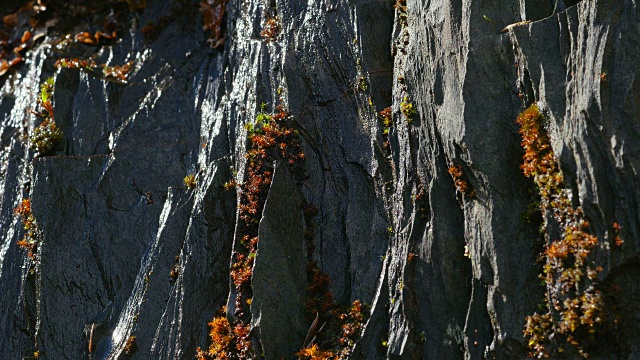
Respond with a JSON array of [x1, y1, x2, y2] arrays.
[[0, 0, 638, 359]]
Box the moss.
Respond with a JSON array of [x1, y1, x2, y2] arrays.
[[183, 174, 196, 190], [447, 164, 475, 198], [358, 76, 367, 92], [260, 16, 280, 41], [400, 97, 416, 123], [199, 105, 307, 359], [30, 120, 62, 157], [200, 0, 229, 48], [55, 58, 133, 84], [196, 308, 234, 360], [123, 335, 137, 356], [394, 0, 408, 26], [518, 104, 607, 359], [15, 199, 42, 261], [30, 76, 64, 157]]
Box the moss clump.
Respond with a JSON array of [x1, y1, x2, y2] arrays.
[[123, 335, 137, 356], [30, 77, 62, 157], [196, 308, 234, 360], [400, 97, 416, 123], [183, 174, 196, 190], [30, 120, 62, 157], [260, 16, 280, 41], [15, 199, 42, 260], [518, 104, 606, 359], [447, 164, 475, 198]]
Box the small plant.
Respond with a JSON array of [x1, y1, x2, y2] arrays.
[[358, 76, 367, 91], [260, 16, 280, 41], [296, 344, 335, 360], [55, 58, 133, 84], [74, 30, 117, 46], [15, 199, 42, 260], [447, 164, 475, 198], [400, 97, 416, 123], [379, 107, 392, 128], [103, 61, 134, 83], [183, 174, 196, 190], [30, 77, 62, 157], [394, 0, 407, 26], [196, 307, 234, 360], [612, 222, 623, 247], [223, 180, 236, 190], [169, 256, 180, 280], [336, 300, 365, 358], [123, 335, 137, 356], [30, 121, 62, 157]]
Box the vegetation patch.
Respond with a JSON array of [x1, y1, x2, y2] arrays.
[[15, 199, 42, 261], [55, 58, 133, 84], [518, 104, 612, 358], [30, 77, 63, 157], [379, 107, 392, 149], [297, 204, 366, 359], [260, 16, 280, 41], [447, 164, 475, 198], [198, 105, 306, 359], [400, 97, 416, 123], [123, 335, 138, 356], [183, 174, 197, 190], [394, 0, 408, 26]]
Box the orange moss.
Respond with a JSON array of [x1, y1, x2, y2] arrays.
[[612, 222, 623, 247], [447, 164, 475, 198], [14, 199, 41, 259], [518, 104, 607, 358], [260, 17, 280, 41], [123, 335, 137, 355], [74, 30, 117, 45], [296, 344, 336, 360], [301, 203, 366, 359], [197, 310, 234, 360], [337, 300, 365, 358], [55, 58, 133, 84]]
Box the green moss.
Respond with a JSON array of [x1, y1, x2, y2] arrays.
[[30, 121, 62, 157]]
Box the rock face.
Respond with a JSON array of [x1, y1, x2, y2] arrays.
[[0, 0, 638, 359]]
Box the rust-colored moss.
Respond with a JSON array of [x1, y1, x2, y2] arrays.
[[15, 199, 42, 260], [447, 164, 475, 198], [200, 105, 306, 359], [518, 104, 608, 358], [196, 308, 234, 360], [260, 17, 280, 41]]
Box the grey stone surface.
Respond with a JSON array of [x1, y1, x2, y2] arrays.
[[0, 0, 638, 359], [251, 162, 307, 359]]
